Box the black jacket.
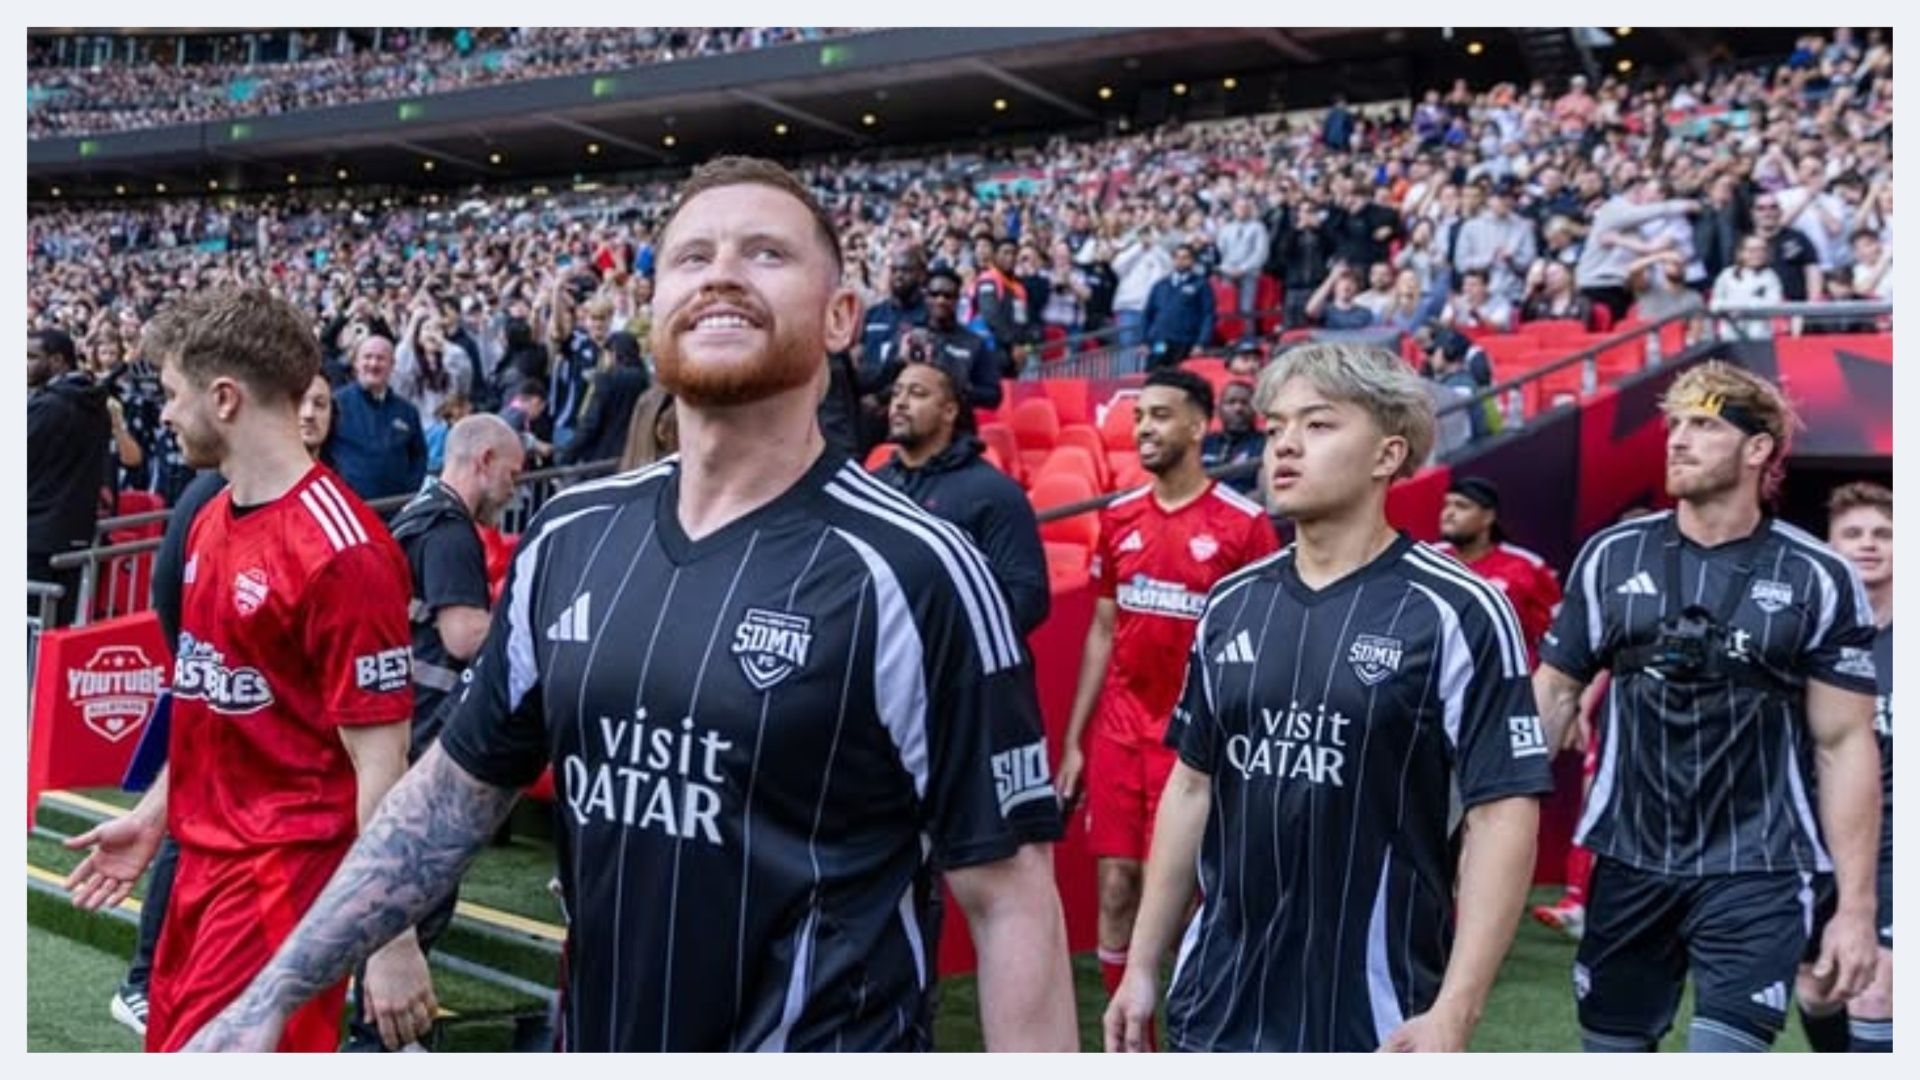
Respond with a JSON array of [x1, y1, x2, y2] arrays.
[[876, 324, 1004, 409], [28, 371, 111, 557], [872, 435, 1051, 635], [560, 364, 651, 466], [150, 470, 228, 646]]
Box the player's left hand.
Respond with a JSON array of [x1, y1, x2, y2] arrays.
[[364, 932, 439, 1050], [1378, 1006, 1472, 1052], [1810, 907, 1878, 1001]]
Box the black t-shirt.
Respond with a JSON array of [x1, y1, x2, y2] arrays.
[[1540, 512, 1878, 877], [1874, 622, 1892, 844], [151, 470, 230, 648], [396, 485, 491, 742], [1767, 227, 1820, 301], [1163, 536, 1551, 1052], [438, 451, 1061, 1051]]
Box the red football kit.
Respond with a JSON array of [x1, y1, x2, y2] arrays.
[[1084, 481, 1280, 858], [1434, 541, 1563, 662], [149, 465, 413, 1052]]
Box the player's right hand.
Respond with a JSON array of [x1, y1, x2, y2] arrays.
[[1102, 968, 1157, 1052], [62, 813, 164, 912], [1055, 745, 1086, 812]]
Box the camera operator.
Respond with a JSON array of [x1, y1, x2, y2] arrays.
[[873, 268, 1001, 409], [1534, 362, 1882, 1053]]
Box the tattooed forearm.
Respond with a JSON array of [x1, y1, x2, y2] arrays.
[[220, 745, 519, 1029]]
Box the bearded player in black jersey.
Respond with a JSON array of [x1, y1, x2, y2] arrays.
[[1535, 363, 1881, 1052], [183, 157, 1078, 1052]]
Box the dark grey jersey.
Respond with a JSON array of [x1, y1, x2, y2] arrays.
[[1540, 512, 1878, 877], [1164, 536, 1552, 1052], [1875, 623, 1891, 845], [438, 452, 1061, 1051]]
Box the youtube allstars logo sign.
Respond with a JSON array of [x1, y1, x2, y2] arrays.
[[69, 644, 167, 743]]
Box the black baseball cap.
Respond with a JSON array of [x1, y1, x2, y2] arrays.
[[1448, 476, 1500, 511]]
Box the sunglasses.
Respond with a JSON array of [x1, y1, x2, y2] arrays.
[[925, 288, 959, 299]]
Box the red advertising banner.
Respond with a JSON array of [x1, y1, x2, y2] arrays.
[[27, 611, 170, 828]]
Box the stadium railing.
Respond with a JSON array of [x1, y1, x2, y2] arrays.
[[27, 581, 65, 710], [47, 457, 622, 630]]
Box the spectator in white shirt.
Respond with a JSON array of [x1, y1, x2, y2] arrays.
[[1849, 229, 1892, 301], [1442, 269, 1516, 333], [1711, 235, 1785, 340]]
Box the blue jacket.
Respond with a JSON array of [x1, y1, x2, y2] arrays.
[[859, 295, 928, 375], [331, 383, 427, 500], [1143, 271, 1217, 349]]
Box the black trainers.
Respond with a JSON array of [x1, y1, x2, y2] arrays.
[[111, 984, 149, 1038]]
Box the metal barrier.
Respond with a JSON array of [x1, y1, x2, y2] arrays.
[[27, 582, 64, 711], [48, 458, 622, 629], [1704, 299, 1894, 342], [1434, 310, 1697, 432]]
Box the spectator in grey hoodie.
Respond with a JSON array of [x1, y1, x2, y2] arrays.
[[1111, 226, 1174, 350], [1215, 198, 1271, 346], [1453, 179, 1538, 304], [1576, 178, 1700, 322]]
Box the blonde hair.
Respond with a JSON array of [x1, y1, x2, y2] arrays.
[[1661, 361, 1800, 499], [1254, 342, 1436, 480]]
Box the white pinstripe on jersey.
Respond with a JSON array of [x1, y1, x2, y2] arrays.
[[1404, 544, 1527, 678]]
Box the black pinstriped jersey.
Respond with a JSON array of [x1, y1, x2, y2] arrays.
[[438, 451, 1061, 1051], [1540, 512, 1878, 877], [1874, 623, 1891, 848], [1163, 535, 1553, 1052]]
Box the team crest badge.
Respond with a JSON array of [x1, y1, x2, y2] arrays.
[[731, 608, 814, 692], [233, 568, 269, 616], [1749, 579, 1794, 615], [1188, 534, 1219, 561], [1347, 634, 1404, 686]]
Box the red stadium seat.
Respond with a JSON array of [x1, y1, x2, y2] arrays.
[[1036, 445, 1102, 492], [1056, 425, 1112, 489], [978, 423, 1025, 487], [1030, 473, 1099, 549], [1098, 396, 1139, 451], [1011, 398, 1062, 476], [1255, 274, 1284, 336], [1040, 323, 1070, 363], [1107, 451, 1150, 493], [1589, 303, 1615, 333], [1524, 319, 1591, 346], [1211, 278, 1244, 347]]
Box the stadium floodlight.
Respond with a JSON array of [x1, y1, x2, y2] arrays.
[[207, 180, 219, 190], [115, 184, 126, 195], [285, 173, 297, 185], [1618, 59, 1634, 73], [861, 113, 877, 127], [155, 183, 167, 193], [774, 123, 789, 136], [1466, 41, 1485, 56], [1172, 83, 1189, 96], [587, 143, 602, 156], [1098, 86, 1114, 100], [423, 160, 437, 172], [489, 152, 504, 165], [993, 98, 1009, 112], [1617, 27, 1634, 36], [1223, 77, 1238, 90], [50, 187, 61, 198], [663, 134, 677, 148]]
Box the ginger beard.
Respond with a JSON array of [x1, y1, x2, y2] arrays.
[[651, 285, 823, 408]]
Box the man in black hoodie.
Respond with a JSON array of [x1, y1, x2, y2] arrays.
[[28, 328, 110, 618], [559, 331, 650, 466], [873, 351, 1049, 636]]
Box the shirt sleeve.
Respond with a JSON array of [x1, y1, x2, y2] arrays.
[[1446, 586, 1556, 808], [1090, 509, 1117, 600], [1805, 554, 1880, 694], [1169, 628, 1222, 771], [1538, 530, 1614, 682], [302, 542, 416, 729], [417, 519, 492, 616], [437, 518, 553, 789], [909, 551, 1063, 870]]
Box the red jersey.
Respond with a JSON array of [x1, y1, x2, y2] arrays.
[[1435, 540, 1563, 662], [169, 465, 414, 854], [1090, 481, 1280, 741]]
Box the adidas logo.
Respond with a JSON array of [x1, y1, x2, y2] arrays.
[[1749, 981, 1788, 1013], [1117, 530, 1145, 554], [545, 592, 593, 644], [1214, 629, 1257, 665], [1615, 571, 1659, 597]]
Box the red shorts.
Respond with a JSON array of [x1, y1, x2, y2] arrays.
[[1084, 722, 1180, 862], [147, 840, 353, 1052]]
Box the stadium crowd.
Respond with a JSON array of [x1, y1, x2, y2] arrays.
[[29, 28, 1894, 523], [29, 28, 1895, 1057], [28, 27, 852, 138]]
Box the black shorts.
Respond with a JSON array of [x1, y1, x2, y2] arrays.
[[1879, 830, 1894, 948], [1575, 859, 1812, 1044]]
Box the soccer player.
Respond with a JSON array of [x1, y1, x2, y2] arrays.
[[62, 289, 429, 1052], [1056, 367, 1279, 1016], [1434, 476, 1563, 658], [180, 156, 1078, 1052], [1104, 341, 1550, 1052], [1534, 362, 1882, 1052], [1796, 481, 1893, 1053]]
